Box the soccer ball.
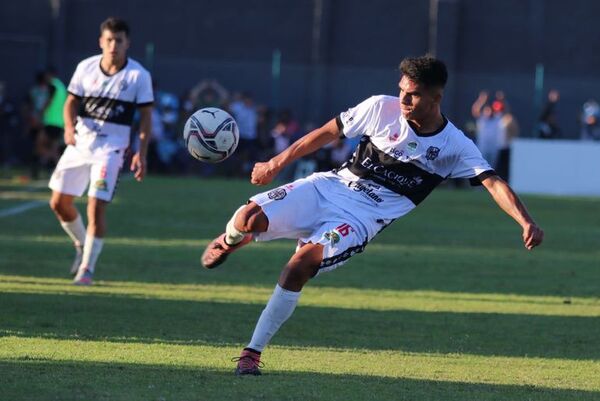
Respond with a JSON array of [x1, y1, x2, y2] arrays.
[[183, 107, 239, 163]]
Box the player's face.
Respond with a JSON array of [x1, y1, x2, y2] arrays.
[[99, 30, 130, 63], [398, 76, 441, 122]]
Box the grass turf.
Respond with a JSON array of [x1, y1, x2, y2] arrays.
[[0, 175, 599, 400]]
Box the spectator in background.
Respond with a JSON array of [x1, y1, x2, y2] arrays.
[[230, 92, 259, 175], [270, 109, 300, 182], [495, 101, 519, 182], [471, 91, 501, 169], [42, 67, 68, 167], [580, 99, 600, 141], [0, 82, 21, 168], [256, 105, 274, 162], [27, 71, 50, 178], [537, 89, 560, 139]]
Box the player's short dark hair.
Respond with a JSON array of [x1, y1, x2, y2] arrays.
[[100, 17, 130, 37], [399, 56, 448, 89]]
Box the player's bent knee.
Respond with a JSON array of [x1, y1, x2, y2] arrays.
[[278, 244, 323, 291], [236, 202, 268, 233]]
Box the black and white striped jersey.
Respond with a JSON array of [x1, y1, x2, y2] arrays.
[[335, 95, 493, 206], [304, 95, 493, 238], [67, 55, 153, 151]]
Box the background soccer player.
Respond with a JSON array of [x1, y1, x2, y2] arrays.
[[49, 17, 153, 285], [202, 55, 544, 375]]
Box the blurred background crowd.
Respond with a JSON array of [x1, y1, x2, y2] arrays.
[[1, 68, 599, 184]]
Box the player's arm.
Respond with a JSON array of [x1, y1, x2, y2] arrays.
[[251, 118, 340, 185], [130, 105, 152, 182], [471, 91, 488, 119], [63, 94, 80, 145], [481, 174, 544, 250]]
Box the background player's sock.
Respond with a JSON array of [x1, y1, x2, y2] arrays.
[[80, 236, 104, 273], [247, 284, 301, 352], [225, 205, 247, 245], [60, 213, 86, 247]]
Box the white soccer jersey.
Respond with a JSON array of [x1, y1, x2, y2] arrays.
[[67, 55, 153, 151], [305, 95, 493, 239]]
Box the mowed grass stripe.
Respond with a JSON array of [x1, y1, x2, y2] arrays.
[[1, 275, 598, 317], [2, 336, 600, 391]]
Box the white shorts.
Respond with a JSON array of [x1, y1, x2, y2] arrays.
[[249, 177, 371, 275], [49, 145, 125, 202]]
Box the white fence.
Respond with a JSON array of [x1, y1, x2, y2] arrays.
[[510, 139, 600, 197]]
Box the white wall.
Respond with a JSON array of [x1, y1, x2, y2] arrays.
[[510, 139, 600, 196]]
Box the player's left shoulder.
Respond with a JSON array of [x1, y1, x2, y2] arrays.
[[124, 58, 151, 76]]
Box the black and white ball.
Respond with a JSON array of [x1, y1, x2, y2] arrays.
[[183, 107, 239, 163]]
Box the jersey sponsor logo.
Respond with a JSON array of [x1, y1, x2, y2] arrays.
[[267, 188, 287, 200], [79, 96, 136, 126], [407, 142, 418, 153], [348, 181, 384, 203], [426, 146, 440, 160], [343, 139, 444, 205], [360, 156, 423, 188]]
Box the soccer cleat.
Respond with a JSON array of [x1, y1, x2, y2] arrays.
[[232, 348, 264, 376], [70, 244, 84, 276], [73, 268, 93, 286], [201, 233, 252, 269]]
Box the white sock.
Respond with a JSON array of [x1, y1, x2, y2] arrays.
[[247, 284, 301, 352], [225, 205, 247, 245], [60, 214, 86, 247], [80, 236, 104, 273]]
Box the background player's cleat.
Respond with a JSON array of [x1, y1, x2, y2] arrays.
[[201, 233, 252, 269], [232, 348, 264, 376], [73, 268, 93, 286], [70, 244, 84, 276]]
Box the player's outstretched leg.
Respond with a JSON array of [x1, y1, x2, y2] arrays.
[[233, 242, 322, 375], [201, 202, 267, 269]]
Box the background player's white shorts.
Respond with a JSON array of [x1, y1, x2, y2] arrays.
[[49, 145, 125, 202], [249, 177, 370, 276]]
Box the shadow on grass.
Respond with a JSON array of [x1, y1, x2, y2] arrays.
[[1, 235, 599, 298], [2, 292, 598, 360], [1, 359, 598, 401]]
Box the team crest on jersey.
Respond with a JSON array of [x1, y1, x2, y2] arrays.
[[94, 179, 108, 191], [426, 146, 440, 160], [267, 188, 287, 200]]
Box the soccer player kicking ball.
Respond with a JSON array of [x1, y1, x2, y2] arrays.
[[202, 56, 544, 375], [49, 17, 153, 285]]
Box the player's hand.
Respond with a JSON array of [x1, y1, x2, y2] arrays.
[[130, 152, 146, 182], [64, 127, 76, 146], [251, 160, 280, 186], [522, 223, 544, 250]]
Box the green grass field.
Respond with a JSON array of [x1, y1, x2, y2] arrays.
[[1, 175, 599, 400]]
